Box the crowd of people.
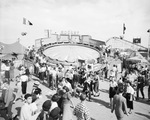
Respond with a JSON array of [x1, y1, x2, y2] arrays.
[[108, 62, 150, 120], [0, 45, 150, 120]]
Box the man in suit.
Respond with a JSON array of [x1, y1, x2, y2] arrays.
[[136, 73, 145, 100]]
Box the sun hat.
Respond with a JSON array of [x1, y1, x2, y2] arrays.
[[33, 81, 40, 87]]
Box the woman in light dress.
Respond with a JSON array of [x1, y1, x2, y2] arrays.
[[62, 86, 74, 120]]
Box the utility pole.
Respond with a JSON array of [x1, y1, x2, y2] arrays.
[[0, 46, 3, 80]]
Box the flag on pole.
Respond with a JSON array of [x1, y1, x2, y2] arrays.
[[123, 23, 126, 34], [133, 38, 141, 43], [23, 18, 33, 25]]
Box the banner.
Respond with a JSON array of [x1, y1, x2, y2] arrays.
[[133, 38, 141, 43]]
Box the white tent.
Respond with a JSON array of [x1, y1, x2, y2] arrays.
[[0, 54, 16, 60], [127, 55, 148, 63], [0, 41, 26, 60]]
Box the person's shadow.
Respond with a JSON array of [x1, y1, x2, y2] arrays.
[[135, 98, 150, 105], [135, 112, 150, 119], [91, 97, 110, 109], [91, 118, 96, 120], [13, 107, 21, 120], [99, 89, 109, 94]]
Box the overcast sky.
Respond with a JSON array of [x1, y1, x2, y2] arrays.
[[0, 0, 150, 47]]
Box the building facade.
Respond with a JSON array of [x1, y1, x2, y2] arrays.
[[35, 33, 105, 49]]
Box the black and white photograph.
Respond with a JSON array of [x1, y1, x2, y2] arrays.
[[0, 0, 150, 120]]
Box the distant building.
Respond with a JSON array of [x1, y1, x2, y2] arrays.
[[34, 32, 106, 64], [35, 33, 105, 49], [106, 37, 147, 51]]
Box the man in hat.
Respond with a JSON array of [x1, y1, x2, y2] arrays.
[[49, 107, 61, 120], [136, 73, 145, 100], [74, 93, 91, 120], [31, 81, 42, 101], [20, 73, 28, 98], [49, 94, 59, 112], [32, 81, 40, 94], [37, 100, 52, 120]]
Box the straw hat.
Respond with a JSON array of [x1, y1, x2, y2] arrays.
[[33, 81, 40, 87]]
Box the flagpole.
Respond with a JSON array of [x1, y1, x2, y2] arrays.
[[147, 29, 150, 60], [45, 29, 50, 38], [122, 23, 126, 39], [0, 47, 3, 80]]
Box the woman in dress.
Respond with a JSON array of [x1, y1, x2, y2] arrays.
[[5, 61, 10, 83], [125, 81, 135, 114], [9, 62, 15, 81], [93, 71, 100, 97], [3, 81, 15, 119], [109, 76, 118, 108], [83, 73, 92, 101], [62, 86, 74, 120]]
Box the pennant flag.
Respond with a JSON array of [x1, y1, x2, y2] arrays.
[[123, 23, 126, 34], [28, 20, 33, 25], [23, 18, 33, 25]]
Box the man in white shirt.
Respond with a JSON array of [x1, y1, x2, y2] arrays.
[[40, 64, 46, 82], [20, 74, 28, 96], [20, 94, 40, 120], [112, 65, 118, 79], [35, 61, 40, 76], [40, 56, 46, 64], [1, 61, 6, 81]]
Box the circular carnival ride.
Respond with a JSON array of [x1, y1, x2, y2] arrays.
[[38, 34, 105, 65], [42, 43, 101, 64], [43, 43, 100, 64]]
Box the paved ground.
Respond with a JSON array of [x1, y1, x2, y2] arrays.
[[0, 76, 150, 120]]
